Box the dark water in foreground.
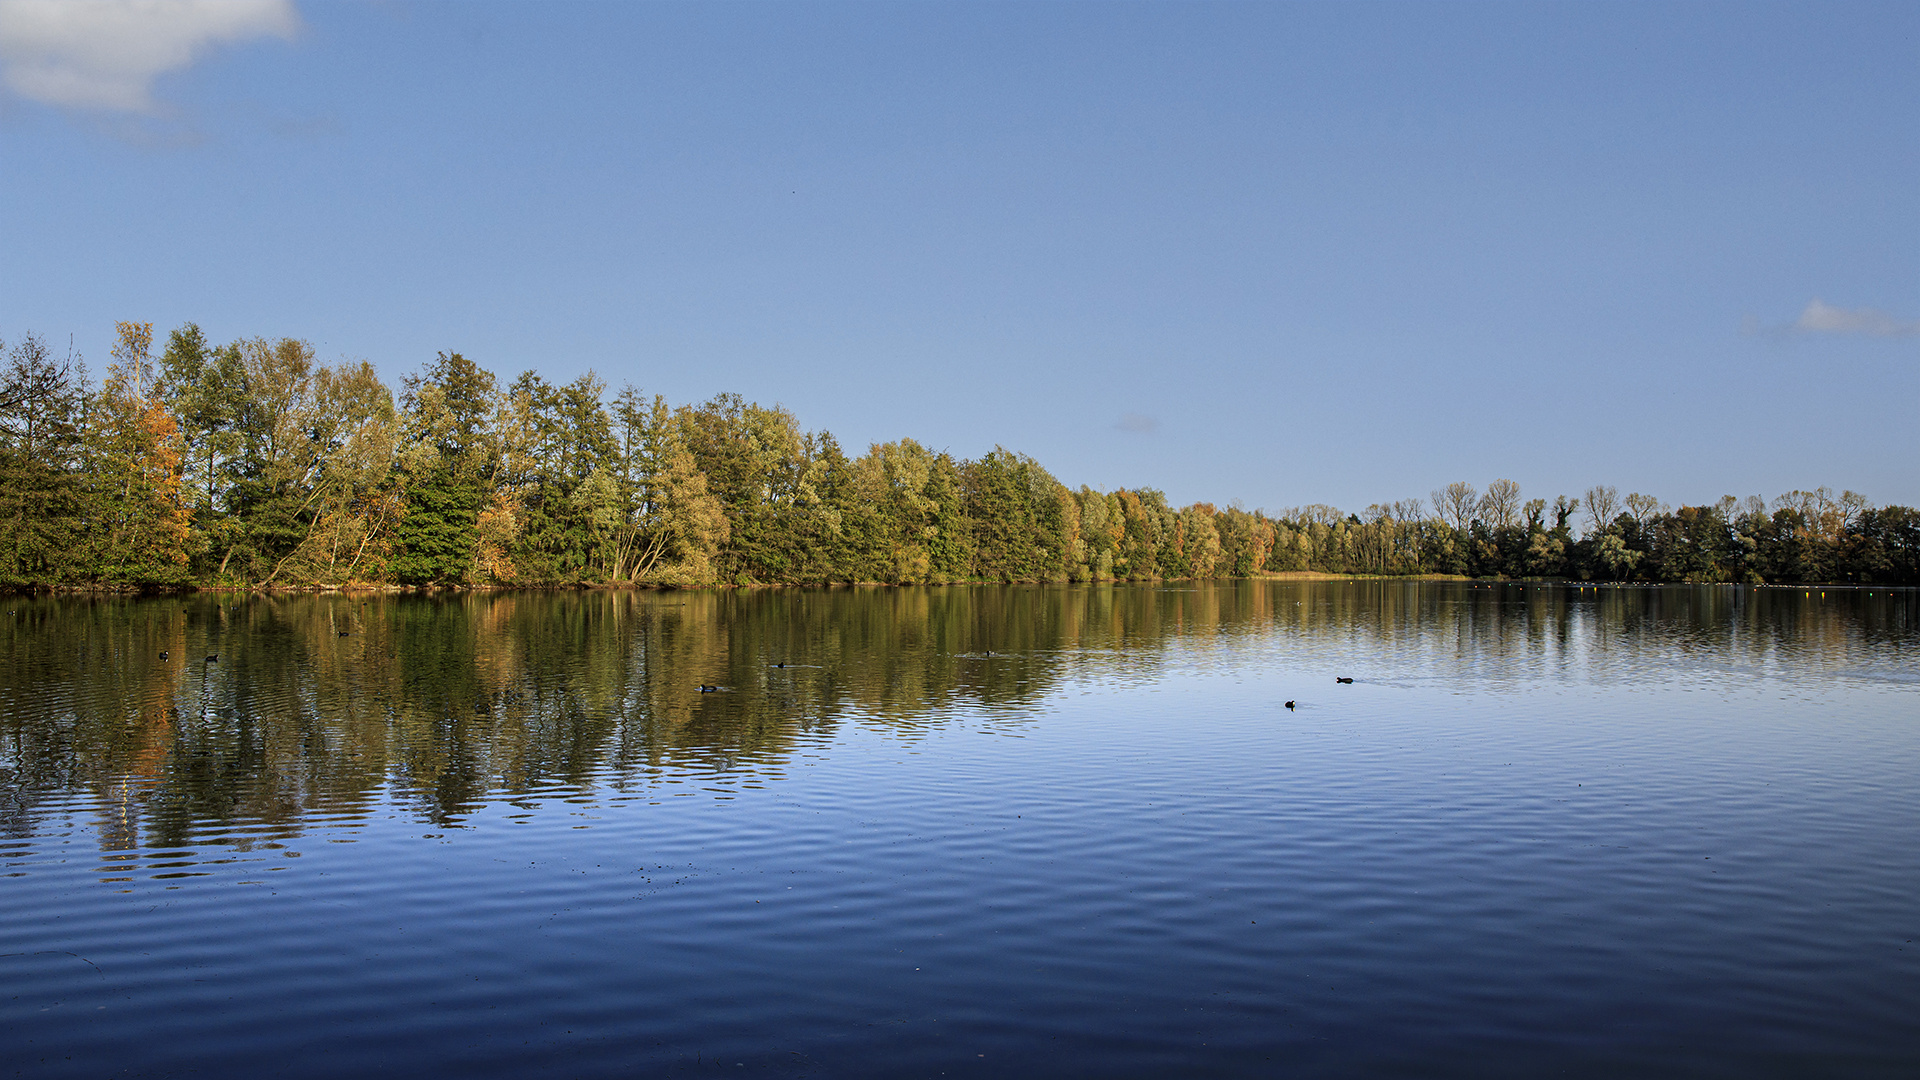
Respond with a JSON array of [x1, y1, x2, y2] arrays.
[[2, 581, 1917, 1078]]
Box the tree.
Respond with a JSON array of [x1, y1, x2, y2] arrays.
[[960, 449, 1069, 582], [1851, 506, 1920, 583], [0, 333, 87, 583], [857, 438, 944, 583], [1216, 505, 1275, 578], [1479, 479, 1522, 530], [1432, 481, 1478, 533], [14, 316, 1920, 588], [1624, 492, 1666, 527], [500, 371, 616, 582], [672, 393, 809, 582], [157, 325, 245, 515], [795, 431, 867, 582], [1581, 485, 1620, 537], [1177, 503, 1224, 579], [390, 352, 498, 585], [1593, 530, 1641, 580], [264, 359, 400, 584], [647, 397, 729, 584], [226, 336, 319, 576], [923, 451, 973, 583], [1648, 504, 1733, 582], [1111, 488, 1173, 579], [208, 338, 400, 585], [962, 449, 1034, 581], [83, 321, 191, 584]]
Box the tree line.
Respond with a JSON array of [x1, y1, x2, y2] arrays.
[[2, 322, 1915, 589]]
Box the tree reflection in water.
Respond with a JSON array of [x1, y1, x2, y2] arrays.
[[1, 582, 1913, 852]]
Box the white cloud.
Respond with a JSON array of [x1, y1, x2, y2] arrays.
[[1793, 298, 1920, 338], [0, 0, 298, 113]]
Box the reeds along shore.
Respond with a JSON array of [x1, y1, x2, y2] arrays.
[[3, 324, 1916, 590]]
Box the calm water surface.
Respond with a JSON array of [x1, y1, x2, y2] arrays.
[[2, 582, 1918, 1077]]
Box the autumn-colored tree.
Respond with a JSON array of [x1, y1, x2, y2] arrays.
[[1215, 505, 1274, 578], [83, 322, 191, 583], [8, 320, 1920, 589], [208, 338, 401, 585], [1177, 503, 1224, 579]]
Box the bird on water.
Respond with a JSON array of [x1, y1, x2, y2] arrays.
[[205, 654, 219, 663], [1285, 700, 1295, 710], [1336, 677, 1353, 684], [159, 651, 169, 661], [698, 684, 719, 693]]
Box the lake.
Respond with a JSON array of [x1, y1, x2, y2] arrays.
[[3, 581, 1918, 1077]]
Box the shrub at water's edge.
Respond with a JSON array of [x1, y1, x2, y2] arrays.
[[3, 323, 1915, 590]]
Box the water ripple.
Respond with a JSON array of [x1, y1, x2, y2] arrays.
[[1, 583, 1916, 1077]]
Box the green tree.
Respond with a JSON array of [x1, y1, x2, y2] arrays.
[[157, 325, 247, 577], [501, 371, 616, 582], [677, 394, 817, 583], [963, 449, 1056, 582], [390, 352, 498, 585], [0, 333, 87, 583], [213, 338, 398, 585]]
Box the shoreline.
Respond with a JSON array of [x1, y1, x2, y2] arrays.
[[10, 573, 1913, 597]]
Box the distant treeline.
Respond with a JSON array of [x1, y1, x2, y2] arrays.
[[2, 323, 1916, 589]]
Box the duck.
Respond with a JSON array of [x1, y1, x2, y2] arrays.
[[159, 651, 169, 661], [1335, 677, 1353, 684], [698, 684, 719, 693], [205, 654, 219, 663], [1284, 700, 1295, 710]]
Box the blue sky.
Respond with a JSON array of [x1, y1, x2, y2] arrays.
[[1, 0, 1915, 513]]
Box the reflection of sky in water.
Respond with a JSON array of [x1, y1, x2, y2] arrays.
[[1, 583, 1917, 1078], [0, 583, 1914, 840]]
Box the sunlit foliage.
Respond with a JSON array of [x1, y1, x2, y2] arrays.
[[4, 320, 1916, 589]]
